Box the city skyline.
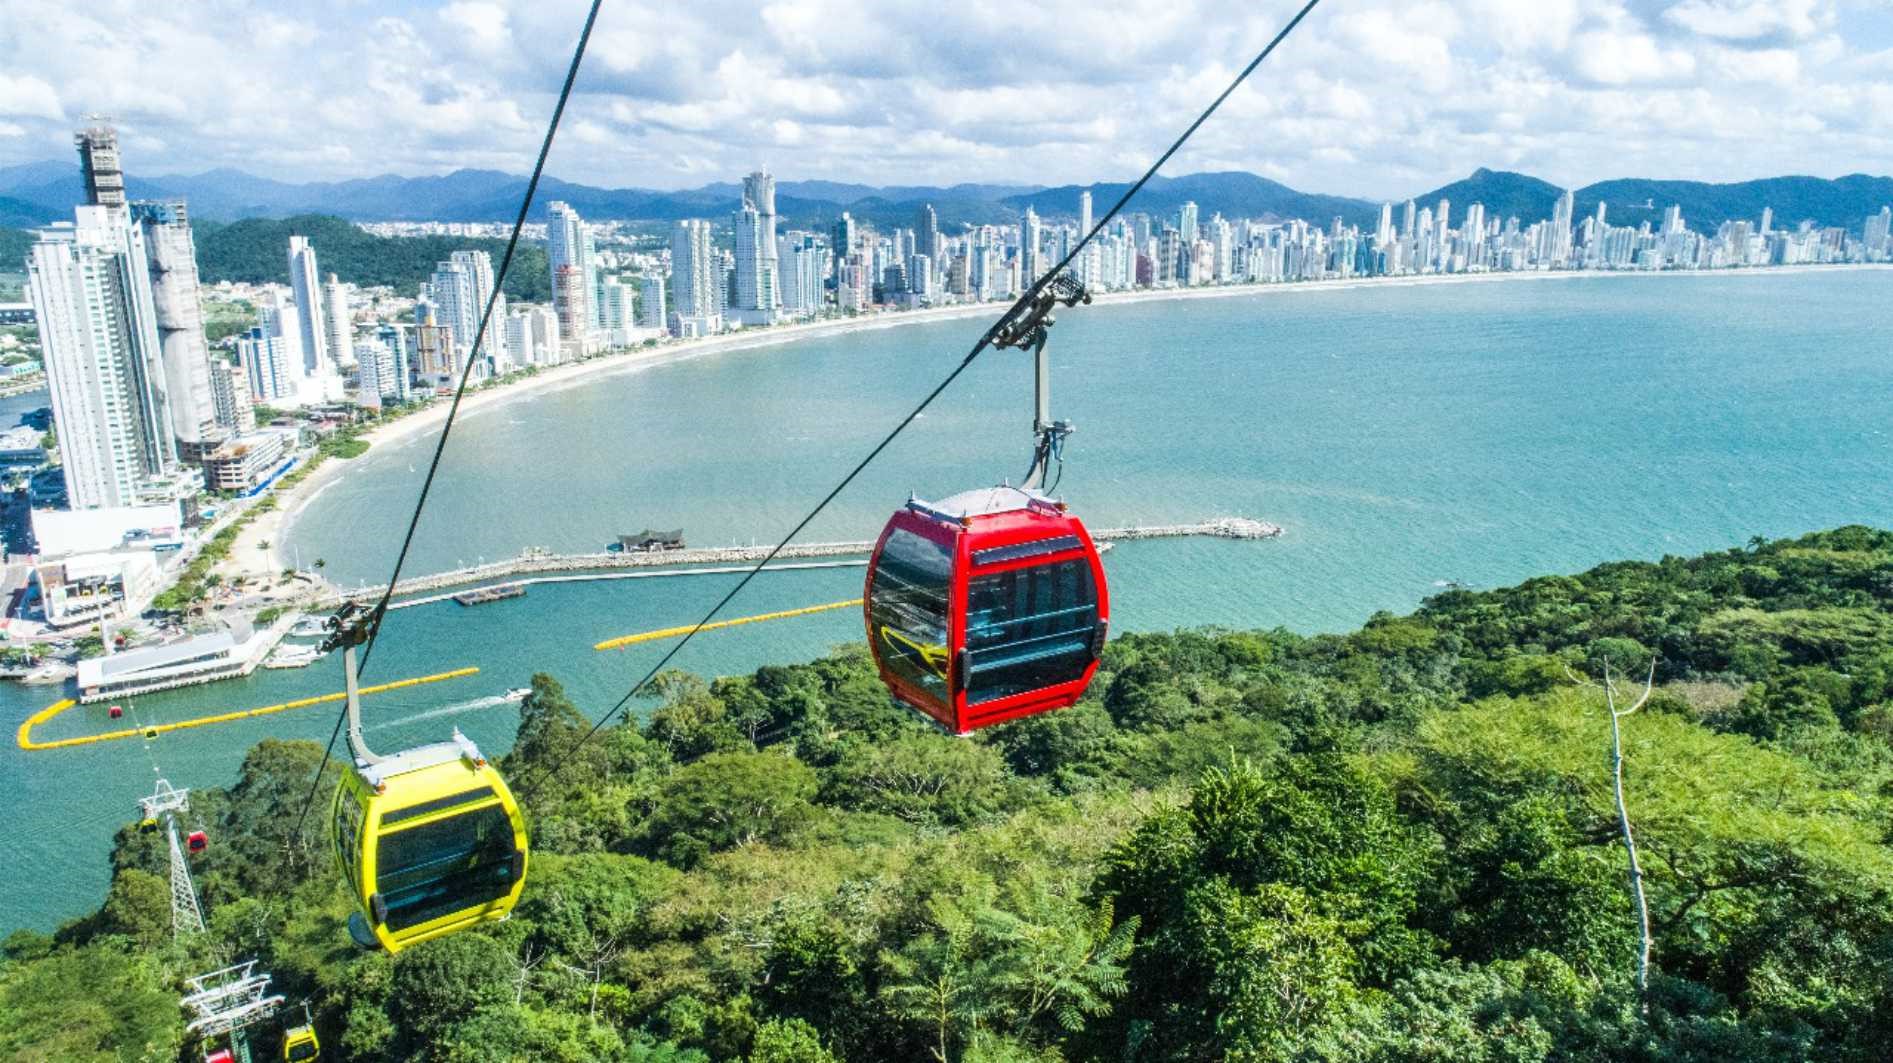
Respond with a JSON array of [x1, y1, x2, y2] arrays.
[[2, 1, 1892, 199]]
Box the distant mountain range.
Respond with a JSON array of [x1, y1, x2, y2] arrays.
[[3, 159, 1891, 261]]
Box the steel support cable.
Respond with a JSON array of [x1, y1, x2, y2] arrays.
[[517, 0, 1326, 800], [291, 0, 605, 839]]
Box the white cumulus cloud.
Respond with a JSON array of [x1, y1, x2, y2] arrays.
[[0, 0, 1886, 200]]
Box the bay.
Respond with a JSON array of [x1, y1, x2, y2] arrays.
[[3, 270, 1890, 932]]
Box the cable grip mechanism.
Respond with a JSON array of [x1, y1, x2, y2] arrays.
[[993, 272, 1089, 491]]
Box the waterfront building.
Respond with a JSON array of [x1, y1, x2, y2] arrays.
[[354, 327, 410, 407], [778, 233, 822, 317], [1865, 207, 1892, 259], [732, 170, 780, 326], [670, 219, 721, 337], [322, 273, 353, 368], [73, 620, 279, 702], [831, 212, 856, 293], [27, 206, 182, 509], [1019, 207, 1043, 288], [519, 306, 559, 366], [916, 204, 939, 288], [637, 275, 666, 330], [430, 251, 505, 375], [598, 275, 632, 336], [547, 200, 595, 346], [286, 236, 327, 374], [32, 551, 159, 630], [209, 359, 256, 434], [413, 321, 455, 380], [908, 253, 933, 300], [130, 200, 221, 459], [201, 428, 295, 494], [237, 320, 294, 406]]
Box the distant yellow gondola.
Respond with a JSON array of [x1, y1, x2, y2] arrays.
[[282, 1001, 320, 1061], [282, 1022, 319, 1061]]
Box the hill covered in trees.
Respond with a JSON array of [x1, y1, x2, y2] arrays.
[[0, 227, 31, 272], [1412, 168, 1893, 234], [0, 216, 551, 302], [193, 214, 551, 303], [4, 527, 1891, 1061], [7, 157, 1890, 235]]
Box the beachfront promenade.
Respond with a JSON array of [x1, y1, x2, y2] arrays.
[[315, 517, 1283, 609]]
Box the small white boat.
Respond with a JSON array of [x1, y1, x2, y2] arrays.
[[264, 646, 326, 669], [288, 615, 331, 638], [502, 687, 531, 703]]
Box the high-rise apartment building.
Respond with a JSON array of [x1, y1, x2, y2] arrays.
[[376, 323, 412, 402], [27, 207, 178, 508], [241, 292, 301, 403], [732, 170, 780, 325], [1019, 207, 1043, 288], [430, 250, 505, 373], [916, 203, 939, 288], [286, 236, 327, 375], [831, 212, 855, 292], [322, 273, 353, 369], [547, 201, 595, 348], [670, 219, 720, 337], [778, 233, 822, 316], [209, 360, 255, 434], [637, 275, 666, 329], [132, 200, 220, 456]]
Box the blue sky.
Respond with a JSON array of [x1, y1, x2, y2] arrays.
[[2, 0, 1891, 198]]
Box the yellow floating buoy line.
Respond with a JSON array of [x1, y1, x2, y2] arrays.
[[594, 599, 862, 651], [16, 668, 481, 751]]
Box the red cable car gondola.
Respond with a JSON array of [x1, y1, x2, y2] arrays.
[[866, 486, 1108, 734], [866, 273, 1107, 734], [187, 830, 208, 853]]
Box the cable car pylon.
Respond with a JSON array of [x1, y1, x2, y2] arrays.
[[138, 778, 206, 936], [132, 753, 285, 1060]]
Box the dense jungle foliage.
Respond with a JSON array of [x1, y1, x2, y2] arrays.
[[4, 527, 1892, 1061]]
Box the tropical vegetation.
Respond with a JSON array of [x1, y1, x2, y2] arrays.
[[4, 527, 1892, 1061]]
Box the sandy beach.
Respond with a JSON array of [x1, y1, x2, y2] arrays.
[[225, 261, 1892, 587]]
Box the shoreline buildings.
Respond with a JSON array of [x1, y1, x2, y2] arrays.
[[26, 122, 224, 512]]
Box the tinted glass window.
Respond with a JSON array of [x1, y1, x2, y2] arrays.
[[868, 528, 954, 703], [965, 557, 1098, 705], [375, 803, 518, 931], [333, 790, 363, 891], [288, 1041, 318, 1062]]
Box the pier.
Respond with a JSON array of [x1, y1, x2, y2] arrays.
[[322, 517, 1281, 608]]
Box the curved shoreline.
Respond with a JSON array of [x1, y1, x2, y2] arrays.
[[255, 262, 1892, 582]]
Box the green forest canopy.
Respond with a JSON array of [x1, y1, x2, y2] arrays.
[[4, 526, 1891, 1061], [194, 214, 550, 302], [0, 228, 32, 273], [1, 217, 551, 303]]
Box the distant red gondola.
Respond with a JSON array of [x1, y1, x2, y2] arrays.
[[108, 704, 123, 719], [187, 830, 208, 853], [866, 486, 1108, 734]]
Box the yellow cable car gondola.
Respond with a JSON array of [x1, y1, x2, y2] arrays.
[[282, 1003, 320, 1061], [324, 605, 528, 954]]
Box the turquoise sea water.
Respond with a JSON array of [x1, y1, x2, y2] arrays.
[[3, 270, 1891, 932]]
